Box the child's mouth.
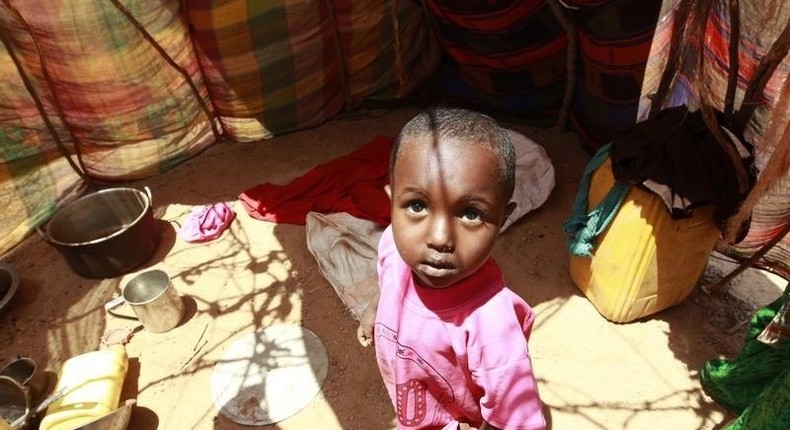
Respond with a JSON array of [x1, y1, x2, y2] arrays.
[[419, 260, 455, 277]]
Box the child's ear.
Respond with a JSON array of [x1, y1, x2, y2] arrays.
[[385, 184, 392, 200], [501, 201, 517, 227]]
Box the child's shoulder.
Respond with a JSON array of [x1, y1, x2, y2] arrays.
[[473, 287, 534, 323]]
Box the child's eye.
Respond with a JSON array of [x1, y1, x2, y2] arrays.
[[460, 208, 483, 223], [406, 201, 426, 214]]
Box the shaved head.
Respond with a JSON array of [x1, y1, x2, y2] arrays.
[[391, 107, 515, 201]]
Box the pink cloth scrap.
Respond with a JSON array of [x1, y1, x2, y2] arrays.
[[178, 202, 236, 243], [239, 135, 393, 226]]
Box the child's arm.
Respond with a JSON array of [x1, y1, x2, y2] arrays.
[[356, 290, 380, 347]]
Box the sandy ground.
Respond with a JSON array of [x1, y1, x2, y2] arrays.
[[1, 106, 786, 430]]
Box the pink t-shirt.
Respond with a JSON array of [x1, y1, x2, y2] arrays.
[[374, 226, 546, 430]]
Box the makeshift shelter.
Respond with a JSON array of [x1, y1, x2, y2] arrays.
[[1, 0, 786, 278], [1, 1, 789, 428]]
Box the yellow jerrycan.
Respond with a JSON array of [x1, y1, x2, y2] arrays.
[[39, 345, 128, 430], [569, 158, 721, 323]]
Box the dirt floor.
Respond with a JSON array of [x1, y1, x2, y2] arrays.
[[1, 106, 786, 430]]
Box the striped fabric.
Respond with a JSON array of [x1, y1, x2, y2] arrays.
[[423, 0, 567, 122], [639, 0, 790, 276], [185, 0, 344, 142], [569, 0, 662, 151], [184, 0, 438, 142], [332, 0, 440, 104], [721, 82, 790, 277], [725, 175, 790, 278], [3, 0, 215, 180]]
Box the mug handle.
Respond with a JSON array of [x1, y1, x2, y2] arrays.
[[104, 296, 139, 321]]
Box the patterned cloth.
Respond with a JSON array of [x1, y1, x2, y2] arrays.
[[424, 0, 567, 121], [0, 0, 439, 256], [0, 0, 214, 256], [184, 0, 439, 141], [184, 0, 344, 141], [639, 0, 790, 277], [569, 0, 663, 151]]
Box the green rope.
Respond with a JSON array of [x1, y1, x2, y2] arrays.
[[563, 144, 631, 257]]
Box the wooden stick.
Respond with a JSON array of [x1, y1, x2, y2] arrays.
[[178, 0, 224, 133], [734, 18, 790, 131], [649, 0, 693, 118], [699, 104, 750, 194], [546, 0, 577, 131], [323, 0, 354, 111], [724, 76, 790, 242], [723, 0, 740, 117]]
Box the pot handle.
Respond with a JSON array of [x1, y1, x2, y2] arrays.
[[35, 225, 53, 245], [144, 186, 153, 210], [104, 296, 139, 321]]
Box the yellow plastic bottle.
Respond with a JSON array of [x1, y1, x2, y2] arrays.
[[569, 158, 721, 323], [39, 345, 128, 430]]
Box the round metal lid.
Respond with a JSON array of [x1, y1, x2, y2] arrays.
[[210, 324, 329, 425]]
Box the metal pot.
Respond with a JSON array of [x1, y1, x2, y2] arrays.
[[39, 187, 160, 279], [0, 375, 29, 429]]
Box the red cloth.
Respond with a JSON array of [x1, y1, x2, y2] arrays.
[[239, 135, 393, 225]]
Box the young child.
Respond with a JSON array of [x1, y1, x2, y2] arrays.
[[357, 107, 546, 430]]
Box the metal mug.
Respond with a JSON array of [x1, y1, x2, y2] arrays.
[[0, 357, 46, 406], [104, 270, 185, 333]]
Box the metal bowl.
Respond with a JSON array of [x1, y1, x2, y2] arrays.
[[0, 375, 29, 427], [0, 263, 19, 314]]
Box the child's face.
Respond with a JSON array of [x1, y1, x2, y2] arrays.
[[387, 137, 515, 289]]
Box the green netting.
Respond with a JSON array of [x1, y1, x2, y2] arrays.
[[723, 367, 790, 430], [701, 285, 790, 429]]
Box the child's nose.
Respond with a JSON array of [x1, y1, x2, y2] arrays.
[[427, 216, 455, 253]]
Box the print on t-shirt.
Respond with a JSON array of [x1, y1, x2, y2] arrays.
[[375, 322, 456, 427]]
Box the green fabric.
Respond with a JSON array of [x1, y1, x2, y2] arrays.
[[701, 285, 790, 428], [563, 144, 631, 257], [723, 366, 790, 430]]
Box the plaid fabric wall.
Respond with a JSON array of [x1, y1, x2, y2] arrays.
[[2, 0, 215, 180], [185, 0, 344, 141], [0, 0, 216, 256], [0, 0, 439, 256], [184, 0, 438, 142], [0, 31, 86, 256], [332, 0, 440, 104]]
